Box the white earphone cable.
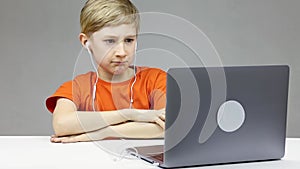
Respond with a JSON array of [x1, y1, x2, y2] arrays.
[[86, 41, 99, 111], [129, 42, 138, 109], [129, 53, 137, 109], [87, 41, 137, 111]]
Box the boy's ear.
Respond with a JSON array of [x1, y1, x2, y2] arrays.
[[79, 33, 89, 48]]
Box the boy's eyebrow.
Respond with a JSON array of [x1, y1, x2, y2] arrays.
[[102, 35, 118, 39], [103, 34, 137, 38], [126, 35, 137, 38]]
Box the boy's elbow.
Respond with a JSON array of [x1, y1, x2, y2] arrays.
[[52, 118, 69, 136], [52, 113, 77, 136]]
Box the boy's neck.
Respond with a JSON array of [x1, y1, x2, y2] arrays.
[[97, 67, 135, 83]]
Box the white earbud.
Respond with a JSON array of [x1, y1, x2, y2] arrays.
[[86, 41, 92, 55], [85, 41, 90, 48]]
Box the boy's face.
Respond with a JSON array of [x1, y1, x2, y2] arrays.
[[89, 24, 137, 76]]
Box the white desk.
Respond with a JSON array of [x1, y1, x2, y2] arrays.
[[0, 137, 299, 169]]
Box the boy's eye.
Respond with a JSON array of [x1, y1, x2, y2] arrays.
[[125, 38, 135, 44], [104, 39, 115, 44]]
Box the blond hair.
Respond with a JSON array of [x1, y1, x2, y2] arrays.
[[80, 0, 140, 36]]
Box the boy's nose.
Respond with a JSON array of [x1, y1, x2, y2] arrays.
[[115, 42, 126, 57]]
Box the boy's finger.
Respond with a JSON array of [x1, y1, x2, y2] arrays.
[[155, 118, 165, 129], [159, 114, 165, 121]]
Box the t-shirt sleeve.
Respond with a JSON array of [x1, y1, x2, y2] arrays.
[[45, 80, 79, 113], [151, 70, 167, 109]]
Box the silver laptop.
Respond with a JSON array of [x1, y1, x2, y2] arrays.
[[127, 65, 289, 168]]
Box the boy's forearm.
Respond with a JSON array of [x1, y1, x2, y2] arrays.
[[76, 110, 129, 133], [53, 110, 128, 136], [112, 122, 164, 138], [87, 122, 164, 140], [54, 108, 164, 137]]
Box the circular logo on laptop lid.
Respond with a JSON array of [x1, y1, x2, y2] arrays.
[[217, 100, 246, 132]]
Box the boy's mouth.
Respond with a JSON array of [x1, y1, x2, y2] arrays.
[[111, 61, 128, 65]]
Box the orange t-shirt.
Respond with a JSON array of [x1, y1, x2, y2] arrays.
[[46, 67, 166, 113]]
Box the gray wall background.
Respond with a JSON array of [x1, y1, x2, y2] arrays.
[[0, 0, 299, 137]]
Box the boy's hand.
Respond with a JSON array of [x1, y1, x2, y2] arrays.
[[50, 134, 91, 143], [156, 110, 165, 129], [121, 108, 165, 129]]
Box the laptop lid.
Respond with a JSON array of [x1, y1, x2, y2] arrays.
[[129, 65, 289, 168], [162, 65, 289, 168]]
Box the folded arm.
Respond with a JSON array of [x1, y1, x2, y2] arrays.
[[51, 122, 164, 143], [52, 98, 128, 136], [52, 98, 165, 137]]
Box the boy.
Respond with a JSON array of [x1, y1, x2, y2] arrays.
[[46, 0, 166, 143]]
